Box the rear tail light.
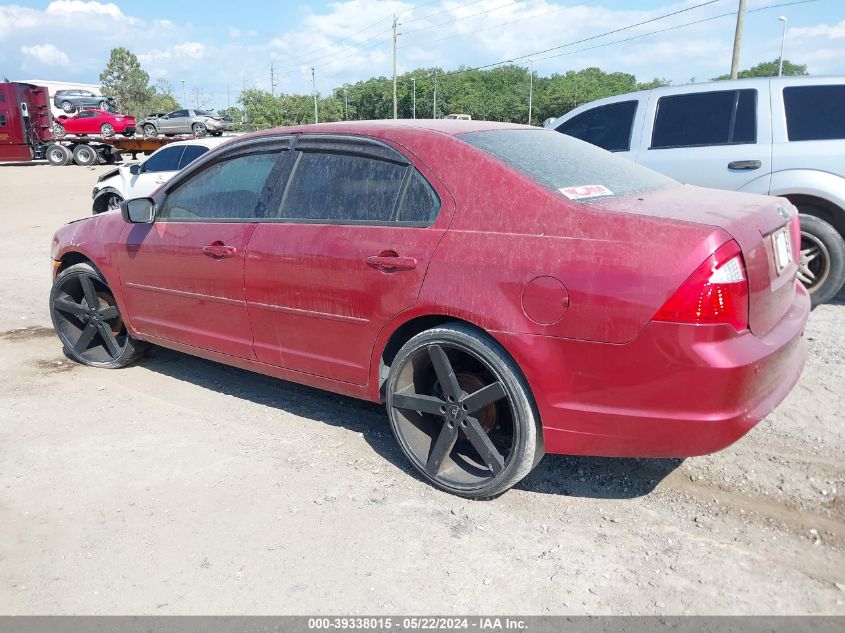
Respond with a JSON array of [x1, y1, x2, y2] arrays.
[[654, 240, 749, 331], [788, 212, 801, 263]]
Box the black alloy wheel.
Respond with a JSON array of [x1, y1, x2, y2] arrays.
[[796, 213, 845, 307], [386, 324, 541, 498], [49, 263, 145, 368]]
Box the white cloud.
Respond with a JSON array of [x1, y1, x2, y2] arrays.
[[787, 19, 845, 40], [20, 42, 69, 66], [45, 0, 126, 20], [173, 42, 206, 59], [229, 26, 241, 38]]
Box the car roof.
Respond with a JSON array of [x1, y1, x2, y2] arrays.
[[151, 137, 229, 152], [244, 119, 527, 140]]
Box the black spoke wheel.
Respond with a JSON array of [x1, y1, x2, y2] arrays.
[[386, 324, 542, 498], [796, 212, 845, 307], [49, 262, 145, 368]]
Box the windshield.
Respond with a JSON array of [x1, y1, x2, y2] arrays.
[[459, 128, 675, 200]]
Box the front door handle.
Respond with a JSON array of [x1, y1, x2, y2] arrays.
[[728, 160, 762, 170], [366, 255, 417, 271], [203, 243, 237, 258]]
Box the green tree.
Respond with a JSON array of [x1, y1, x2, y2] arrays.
[[713, 59, 808, 80], [146, 78, 180, 115], [99, 47, 153, 116]]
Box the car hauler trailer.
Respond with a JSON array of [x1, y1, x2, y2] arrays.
[[1, 81, 181, 166]]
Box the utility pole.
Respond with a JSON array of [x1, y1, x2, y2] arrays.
[[411, 77, 416, 119], [527, 59, 534, 126], [730, 0, 747, 80], [392, 14, 398, 119], [432, 72, 437, 118], [270, 63, 278, 97], [343, 87, 349, 120], [311, 67, 318, 124]]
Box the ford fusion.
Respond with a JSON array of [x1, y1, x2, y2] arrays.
[[48, 120, 809, 498]]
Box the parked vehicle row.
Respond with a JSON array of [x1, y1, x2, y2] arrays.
[[50, 120, 809, 498], [547, 75, 845, 306]]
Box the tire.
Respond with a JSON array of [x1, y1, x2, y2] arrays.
[[796, 213, 845, 307], [210, 131, 223, 137], [386, 323, 542, 498], [52, 122, 66, 139], [46, 144, 72, 166], [61, 100, 74, 113], [100, 123, 115, 137], [72, 144, 98, 167], [191, 122, 207, 137], [49, 262, 147, 369], [99, 100, 110, 111], [143, 124, 158, 139], [92, 191, 123, 214]]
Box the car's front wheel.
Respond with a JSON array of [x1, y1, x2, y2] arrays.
[[49, 262, 146, 368], [797, 212, 845, 307], [52, 123, 66, 139], [386, 323, 542, 498]]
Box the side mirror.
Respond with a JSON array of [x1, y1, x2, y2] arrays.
[[121, 198, 156, 224], [128, 163, 141, 175]]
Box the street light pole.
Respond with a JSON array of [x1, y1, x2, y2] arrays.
[[344, 87, 349, 120], [778, 16, 788, 77], [181, 80, 186, 107], [311, 67, 318, 124], [411, 78, 416, 119], [432, 72, 437, 118]]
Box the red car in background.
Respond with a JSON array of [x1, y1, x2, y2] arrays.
[[48, 121, 810, 498], [52, 109, 137, 138]]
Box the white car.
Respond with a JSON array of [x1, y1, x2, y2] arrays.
[[92, 138, 227, 214], [547, 76, 845, 306]]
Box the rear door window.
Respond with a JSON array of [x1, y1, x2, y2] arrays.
[[783, 85, 845, 141], [279, 151, 408, 223], [651, 89, 757, 148], [460, 128, 674, 199], [556, 100, 638, 152]]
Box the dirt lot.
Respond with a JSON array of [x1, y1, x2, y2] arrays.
[[0, 163, 843, 615]]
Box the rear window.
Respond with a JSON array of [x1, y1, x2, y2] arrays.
[[783, 85, 845, 141], [460, 129, 674, 199]]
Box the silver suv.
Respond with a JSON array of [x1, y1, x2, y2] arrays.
[[141, 108, 233, 138], [547, 76, 845, 306]]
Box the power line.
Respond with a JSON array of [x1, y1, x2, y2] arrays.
[[401, 0, 523, 36]]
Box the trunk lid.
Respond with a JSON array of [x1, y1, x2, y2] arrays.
[[592, 184, 799, 336]]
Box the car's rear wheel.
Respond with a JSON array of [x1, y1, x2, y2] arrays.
[[386, 324, 542, 498], [99, 100, 110, 111], [61, 100, 74, 113], [797, 213, 845, 307], [210, 131, 223, 137], [72, 144, 98, 166], [46, 144, 71, 166], [143, 124, 157, 138], [191, 122, 207, 137], [52, 123, 66, 139], [100, 123, 115, 137], [49, 263, 146, 368]]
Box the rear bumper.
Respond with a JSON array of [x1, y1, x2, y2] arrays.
[[494, 284, 810, 457]]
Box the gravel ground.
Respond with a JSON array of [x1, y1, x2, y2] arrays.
[[0, 163, 843, 615]]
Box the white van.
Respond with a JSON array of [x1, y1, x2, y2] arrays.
[[547, 76, 845, 306]]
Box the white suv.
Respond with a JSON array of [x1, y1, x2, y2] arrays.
[[92, 138, 227, 214], [547, 76, 845, 306]]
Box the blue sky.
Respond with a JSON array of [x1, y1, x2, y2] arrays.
[[2, 0, 843, 110]]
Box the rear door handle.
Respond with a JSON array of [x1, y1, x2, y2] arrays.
[[728, 160, 762, 170], [366, 255, 417, 271], [203, 244, 237, 258]]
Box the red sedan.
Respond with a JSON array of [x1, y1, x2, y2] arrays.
[[52, 109, 137, 138], [48, 120, 809, 498]]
